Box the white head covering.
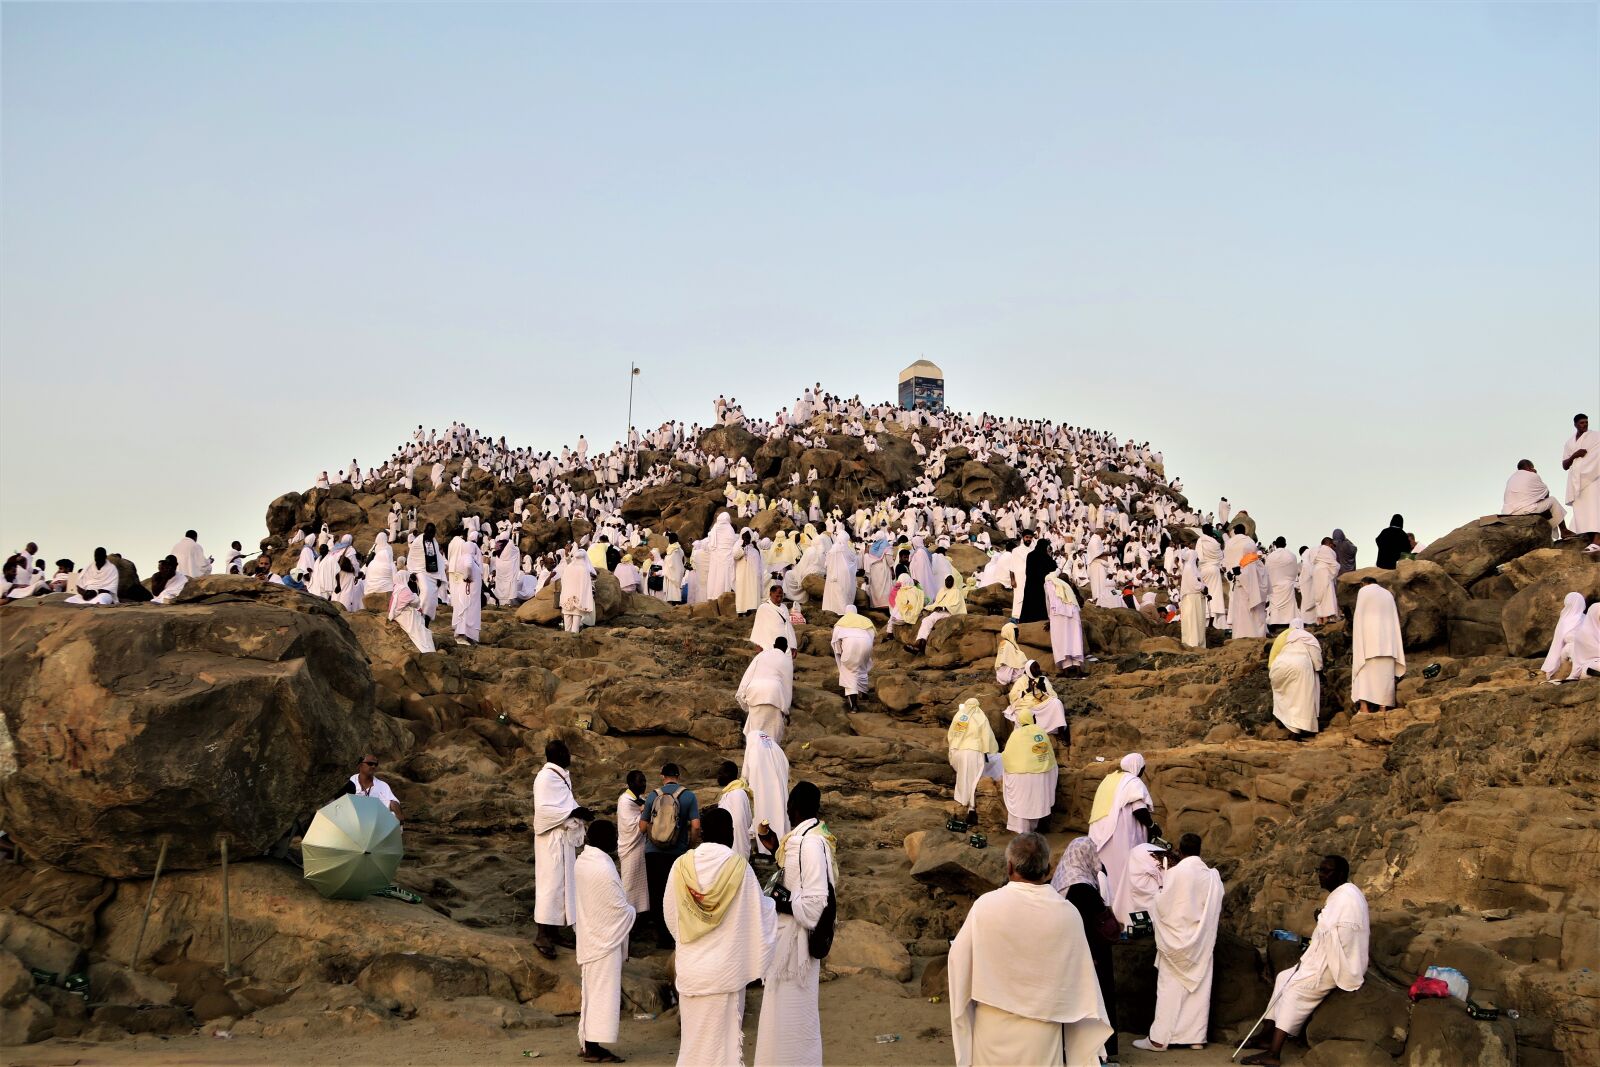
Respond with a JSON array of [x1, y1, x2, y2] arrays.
[[1120, 752, 1145, 777], [1542, 592, 1589, 676]]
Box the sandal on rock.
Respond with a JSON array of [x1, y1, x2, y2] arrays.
[[581, 1053, 625, 1064], [534, 942, 558, 960], [1241, 1054, 1280, 1066]]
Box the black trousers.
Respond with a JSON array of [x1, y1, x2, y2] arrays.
[[645, 851, 677, 947]]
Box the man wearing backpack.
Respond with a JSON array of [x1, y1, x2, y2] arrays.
[[640, 762, 701, 949], [753, 781, 835, 1067]]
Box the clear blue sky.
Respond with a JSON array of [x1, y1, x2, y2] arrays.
[[3, 2, 1596, 573]]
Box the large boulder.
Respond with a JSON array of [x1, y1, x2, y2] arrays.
[[0, 581, 374, 877], [1336, 560, 1468, 650], [1499, 547, 1600, 656], [1418, 514, 1552, 587], [1403, 996, 1516, 1067]]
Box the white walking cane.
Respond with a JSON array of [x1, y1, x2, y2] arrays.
[[1232, 960, 1300, 1061]]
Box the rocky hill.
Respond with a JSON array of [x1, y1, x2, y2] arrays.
[[1, 421, 1597, 1066]]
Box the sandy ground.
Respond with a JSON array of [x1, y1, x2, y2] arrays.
[[10, 975, 1280, 1067]]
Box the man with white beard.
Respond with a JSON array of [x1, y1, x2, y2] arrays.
[[446, 531, 483, 645], [1351, 578, 1405, 713], [821, 535, 859, 615], [1263, 537, 1300, 628], [749, 584, 796, 651], [1501, 459, 1572, 540], [753, 782, 834, 1067], [575, 820, 634, 1066], [533, 739, 592, 960], [1088, 753, 1159, 926], [1242, 856, 1369, 1067], [947, 833, 1113, 1067], [736, 636, 794, 745], [171, 530, 212, 580], [1561, 413, 1600, 552], [664, 807, 776, 1067], [829, 605, 875, 710], [560, 549, 596, 634], [1134, 833, 1223, 1053]]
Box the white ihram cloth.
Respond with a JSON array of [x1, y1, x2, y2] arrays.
[[948, 880, 1113, 1067], [532, 763, 583, 925], [664, 843, 777, 1067], [1088, 755, 1154, 925], [1125, 843, 1166, 920], [1150, 855, 1223, 1046], [171, 536, 212, 580], [1565, 603, 1600, 680], [575, 847, 635, 1047], [1001, 750, 1057, 835], [1267, 882, 1369, 1035], [1264, 547, 1300, 626], [616, 790, 649, 911], [1270, 622, 1323, 734], [718, 784, 754, 860], [829, 618, 874, 696], [446, 538, 482, 641], [821, 539, 859, 614], [734, 543, 763, 614], [754, 819, 833, 1067], [68, 561, 120, 604], [948, 700, 999, 809], [1563, 429, 1600, 534], [494, 539, 519, 604], [387, 580, 436, 654], [1044, 576, 1084, 667], [748, 600, 795, 651], [664, 546, 686, 603], [742, 732, 790, 852], [1194, 534, 1227, 620], [1502, 469, 1565, 535], [736, 647, 793, 718], [365, 533, 395, 595], [1302, 544, 1340, 621], [406, 538, 442, 618], [703, 514, 741, 598], [560, 554, 595, 627], [1541, 593, 1588, 678], [1351, 584, 1405, 707]]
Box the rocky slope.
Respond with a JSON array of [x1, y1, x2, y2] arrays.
[[1, 432, 1596, 1066]]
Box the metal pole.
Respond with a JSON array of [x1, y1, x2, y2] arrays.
[[220, 835, 232, 977], [130, 838, 169, 968], [626, 361, 635, 443]]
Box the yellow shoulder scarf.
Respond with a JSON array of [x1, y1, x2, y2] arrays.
[[895, 583, 925, 624], [777, 820, 839, 882], [720, 779, 753, 803], [948, 700, 999, 755], [1267, 628, 1291, 668], [1088, 770, 1127, 826], [836, 611, 875, 630], [669, 850, 748, 944], [932, 583, 967, 615], [1001, 711, 1054, 774]]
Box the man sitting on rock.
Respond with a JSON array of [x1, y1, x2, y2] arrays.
[[1501, 459, 1573, 540], [350, 754, 401, 821], [1243, 855, 1370, 1066]]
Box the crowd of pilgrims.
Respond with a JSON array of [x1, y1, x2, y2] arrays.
[[7, 391, 1599, 1067]]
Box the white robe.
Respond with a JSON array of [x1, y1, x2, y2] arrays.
[[821, 540, 859, 615], [718, 785, 754, 860], [749, 601, 796, 652], [171, 537, 212, 580], [742, 732, 790, 852], [365, 536, 396, 595], [754, 819, 833, 1067], [1563, 429, 1600, 534], [1263, 547, 1300, 626], [1044, 577, 1084, 667], [575, 847, 635, 1047], [1089, 770, 1154, 926], [617, 790, 649, 912], [948, 881, 1113, 1067], [734, 543, 763, 614], [1302, 545, 1340, 620], [560, 555, 596, 629], [736, 647, 793, 718], [703, 515, 741, 599], [1270, 627, 1323, 733], [533, 763, 583, 926], [1351, 584, 1405, 707], [829, 624, 874, 696], [1266, 882, 1369, 1036], [665, 844, 777, 1067], [1150, 855, 1223, 1046]]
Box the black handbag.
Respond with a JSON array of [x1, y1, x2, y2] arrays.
[[797, 824, 837, 959]]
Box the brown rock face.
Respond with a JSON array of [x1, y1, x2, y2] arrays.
[[1336, 560, 1468, 650], [1499, 546, 1600, 656], [0, 581, 374, 877], [1418, 513, 1552, 586]]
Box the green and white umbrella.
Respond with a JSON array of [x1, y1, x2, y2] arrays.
[[302, 794, 403, 900]]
